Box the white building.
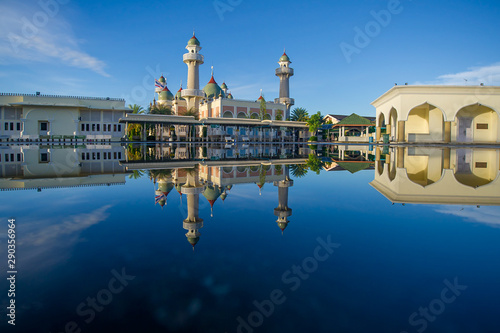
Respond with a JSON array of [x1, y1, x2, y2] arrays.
[[0, 93, 129, 142]]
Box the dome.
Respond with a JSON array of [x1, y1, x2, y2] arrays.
[[158, 75, 166, 83], [159, 88, 174, 101], [188, 34, 200, 46], [203, 184, 221, 204], [227, 93, 233, 99], [279, 52, 291, 63], [221, 82, 228, 90], [257, 95, 265, 101], [175, 87, 185, 100], [187, 236, 200, 246], [203, 76, 225, 99], [277, 221, 289, 233]]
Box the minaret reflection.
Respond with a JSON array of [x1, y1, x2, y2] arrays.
[[151, 170, 174, 209], [273, 165, 294, 234], [181, 168, 206, 249]]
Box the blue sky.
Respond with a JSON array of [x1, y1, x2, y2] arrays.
[[1, 0, 499, 117]]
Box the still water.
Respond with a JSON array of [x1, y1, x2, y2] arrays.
[[1, 143, 499, 333]]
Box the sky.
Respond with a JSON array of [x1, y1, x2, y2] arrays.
[[1, 0, 499, 117]]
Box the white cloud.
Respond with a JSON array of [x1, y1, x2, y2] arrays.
[[415, 63, 500, 86], [436, 206, 500, 227], [0, 1, 110, 77]]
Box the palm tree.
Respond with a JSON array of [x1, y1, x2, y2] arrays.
[[307, 111, 323, 139], [290, 107, 309, 122], [128, 169, 145, 179], [149, 104, 173, 115], [289, 163, 308, 178], [183, 107, 199, 120], [128, 104, 145, 114]]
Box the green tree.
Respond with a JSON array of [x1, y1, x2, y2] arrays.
[[183, 107, 199, 120], [128, 104, 145, 114], [289, 163, 308, 178], [259, 96, 266, 120], [307, 111, 323, 136], [290, 107, 309, 122], [149, 104, 173, 115], [128, 169, 145, 180], [305, 153, 324, 175], [275, 109, 283, 121]]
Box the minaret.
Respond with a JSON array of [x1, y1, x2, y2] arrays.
[[181, 33, 205, 112], [181, 171, 205, 249], [273, 166, 293, 234], [274, 50, 294, 120]]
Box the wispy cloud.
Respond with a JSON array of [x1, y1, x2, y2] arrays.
[[0, 1, 110, 77], [436, 206, 500, 227], [415, 63, 500, 85]]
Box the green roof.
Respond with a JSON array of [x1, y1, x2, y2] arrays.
[[158, 89, 174, 101], [158, 76, 166, 83], [203, 76, 225, 99], [279, 52, 290, 62], [188, 35, 200, 46], [336, 113, 373, 126], [336, 162, 372, 174]]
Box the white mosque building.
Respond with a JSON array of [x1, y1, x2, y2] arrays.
[[152, 33, 295, 121]]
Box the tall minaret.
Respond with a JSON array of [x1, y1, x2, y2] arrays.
[[181, 33, 205, 111], [274, 50, 294, 120], [181, 170, 205, 249], [273, 166, 293, 234]]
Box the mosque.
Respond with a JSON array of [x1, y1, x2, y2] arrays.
[[151, 33, 295, 121]]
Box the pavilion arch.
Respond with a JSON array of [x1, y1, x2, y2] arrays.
[[405, 150, 445, 187], [250, 113, 259, 119], [453, 149, 498, 188], [237, 112, 247, 119], [263, 114, 272, 120], [405, 102, 446, 143], [223, 111, 234, 118], [453, 103, 499, 143], [388, 107, 398, 140], [377, 113, 386, 141]]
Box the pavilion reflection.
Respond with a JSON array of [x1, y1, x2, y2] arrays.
[[370, 146, 500, 205]]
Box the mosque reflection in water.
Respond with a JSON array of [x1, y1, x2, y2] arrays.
[[1, 142, 499, 248]]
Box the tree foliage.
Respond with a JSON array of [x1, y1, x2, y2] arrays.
[[128, 104, 145, 114], [259, 96, 266, 120], [305, 153, 324, 175], [149, 104, 173, 115], [307, 111, 323, 134], [290, 107, 309, 122]]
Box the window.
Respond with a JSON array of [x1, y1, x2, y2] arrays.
[[108, 124, 111, 131], [82, 153, 85, 160], [81, 124, 85, 131], [86, 152, 90, 160], [118, 152, 121, 159], [92, 152, 96, 160], [103, 125, 107, 132], [103, 153, 107, 160], [113, 152, 117, 159], [40, 122, 48, 131], [477, 123, 488, 130], [17, 154, 22, 162], [9, 123, 13, 131], [113, 124, 117, 132], [97, 152, 100, 159], [10, 154, 14, 162], [118, 124, 121, 132], [92, 124, 96, 131], [108, 152, 111, 159], [40, 153, 49, 163], [16, 123, 21, 131], [4, 154, 9, 162], [86, 124, 90, 132], [4, 123, 8, 130], [97, 124, 100, 131]]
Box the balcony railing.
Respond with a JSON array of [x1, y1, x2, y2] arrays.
[[181, 89, 205, 98], [275, 67, 294, 76], [183, 53, 204, 63]]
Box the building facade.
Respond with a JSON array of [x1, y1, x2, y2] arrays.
[[372, 85, 500, 144], [0, 93, 129, 142]]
